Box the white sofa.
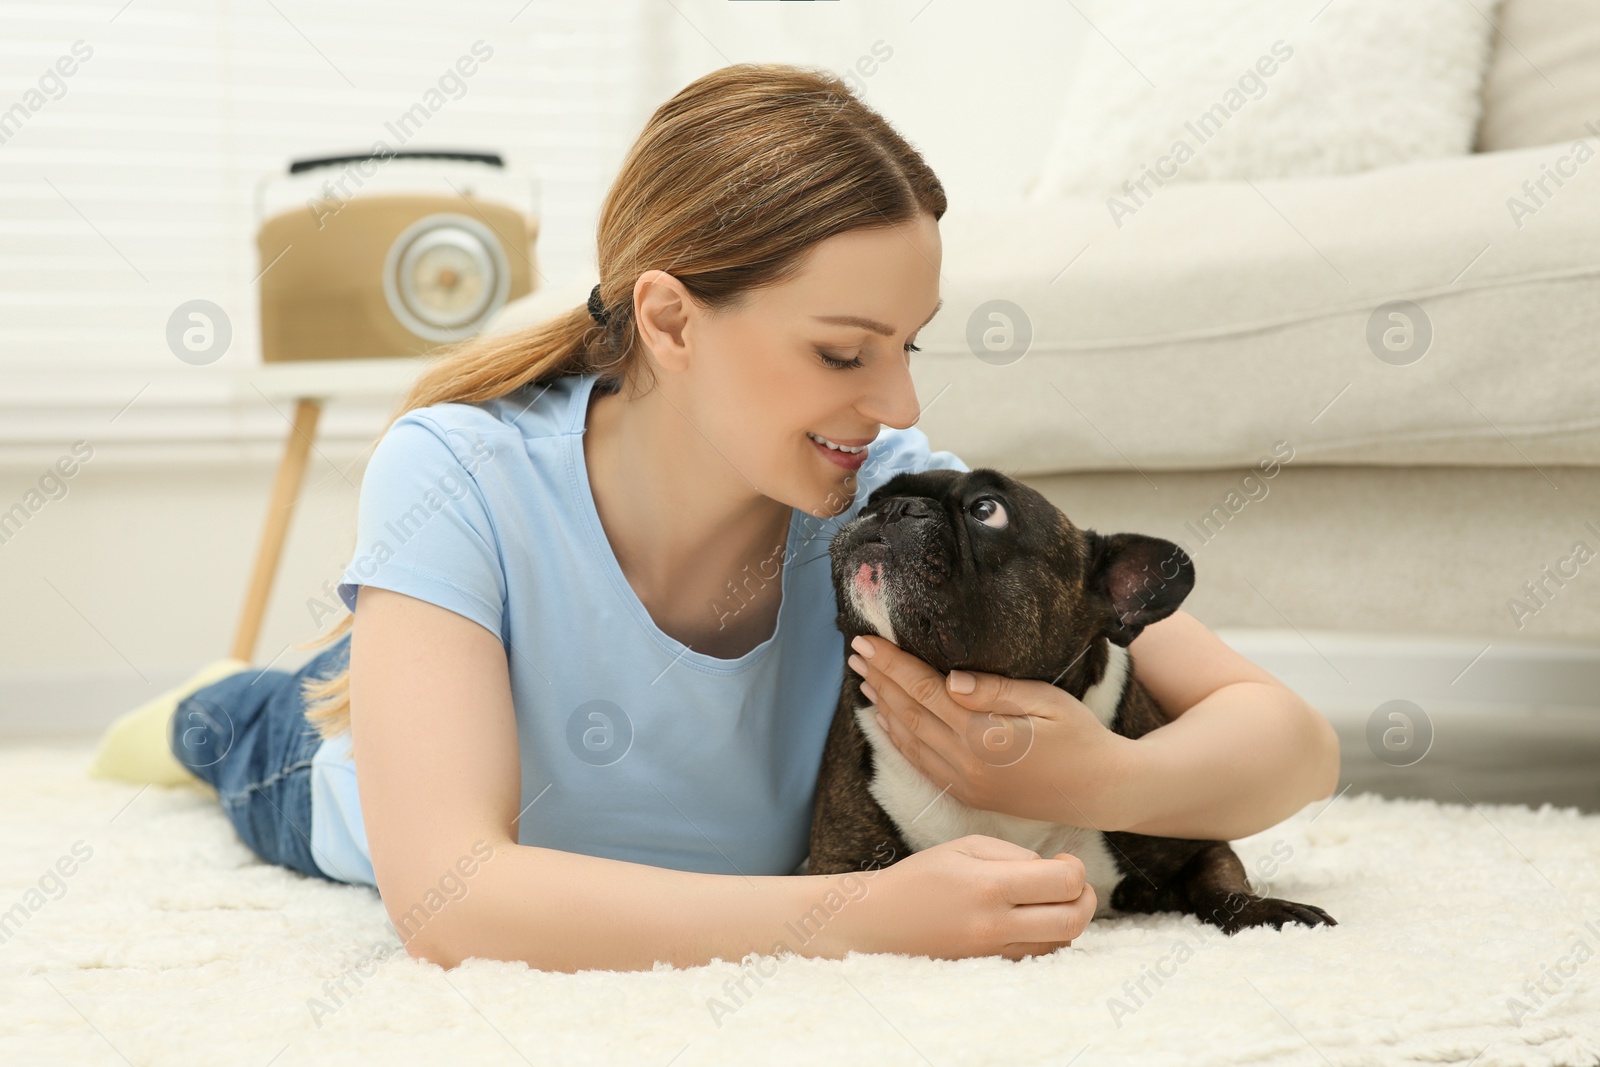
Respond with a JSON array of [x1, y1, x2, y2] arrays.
[[934, 0, 1600, 652], [927, 0, 1600, 649], [496, 0, 1600, 652]]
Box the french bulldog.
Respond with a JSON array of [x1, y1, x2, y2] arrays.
[[805, 466, 1336, 936]]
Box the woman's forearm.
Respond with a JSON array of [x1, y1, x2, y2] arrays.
[[1108, 681, 1341, 840], [402, 838, 864, 973]]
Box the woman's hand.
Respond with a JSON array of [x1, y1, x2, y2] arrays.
[[826, 834, 1096, 962], [848, 634, 1135, 830]]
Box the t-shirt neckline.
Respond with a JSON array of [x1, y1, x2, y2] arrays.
[[567, 371, 798, 674]]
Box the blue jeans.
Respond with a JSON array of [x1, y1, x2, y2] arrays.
[[169, 634, 352, 884]]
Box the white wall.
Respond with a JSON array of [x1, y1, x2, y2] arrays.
[[0, 0, 651, 463], [0, 0, 1087, 466], [648, 0, 1089, 210], [0, 0, 1089, 729]]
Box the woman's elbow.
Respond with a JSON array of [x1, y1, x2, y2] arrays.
[[385, 896, 465, 968], [387, 895, 484, 970], [402, 932, 464, 969], [377, 844, 508, 970], [1306, 700, 1342, 800]]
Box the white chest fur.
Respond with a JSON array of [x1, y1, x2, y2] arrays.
[[855, 642, 1133, 918]]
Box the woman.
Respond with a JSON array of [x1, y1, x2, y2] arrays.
[[91, 63, 1339, 973]]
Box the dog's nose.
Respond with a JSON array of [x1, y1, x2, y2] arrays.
[[881, 498, 933, 526]]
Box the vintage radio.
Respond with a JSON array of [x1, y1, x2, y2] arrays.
[[255, 150, 538, 362]]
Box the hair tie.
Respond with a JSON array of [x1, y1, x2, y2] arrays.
[[587, 283, 610, 327]]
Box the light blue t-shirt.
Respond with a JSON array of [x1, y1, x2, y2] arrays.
[[309, 370, 969, 888]]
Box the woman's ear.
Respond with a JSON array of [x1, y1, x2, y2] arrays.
[[1085, 531, 1195, 647]]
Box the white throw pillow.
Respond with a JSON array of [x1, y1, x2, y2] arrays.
[[1024, 0, 1506, 204]]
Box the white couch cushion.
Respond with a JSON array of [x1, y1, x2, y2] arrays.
[[1475, 0, 1600, 151], [488, 150, 1600, 476], [917, 142, 1600, 475], [1026, 0, 1505, 201]]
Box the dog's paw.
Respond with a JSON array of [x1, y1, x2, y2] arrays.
[[1212, 894, 1337, 934]]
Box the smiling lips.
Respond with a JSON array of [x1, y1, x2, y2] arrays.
[[808, 430, 872, 450], [809, 430, 870, 470]]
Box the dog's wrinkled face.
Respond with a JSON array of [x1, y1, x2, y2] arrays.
[[829, 467, 1195, 697]]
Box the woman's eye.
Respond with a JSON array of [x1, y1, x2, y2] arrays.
[[969, 497, 1008, 529], [816, 348, 863, 370], [816, 342, 922, 370]]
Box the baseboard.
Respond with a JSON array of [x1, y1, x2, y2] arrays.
[[2, 629, 1595, 741], [1, 647, 323, 741], [1215, 628, 1600, 721]]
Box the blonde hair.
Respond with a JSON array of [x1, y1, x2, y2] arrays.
[[295, 61, 948, 740]]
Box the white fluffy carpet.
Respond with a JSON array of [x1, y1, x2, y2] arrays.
[[5, 744, 1600, 1067]]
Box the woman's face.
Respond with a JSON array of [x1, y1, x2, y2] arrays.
[[635, 213, 944, 520]]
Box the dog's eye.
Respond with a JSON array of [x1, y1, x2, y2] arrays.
[[969, 497, 1008, 529]]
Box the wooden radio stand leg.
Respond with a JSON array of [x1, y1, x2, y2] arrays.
[[230, 397, 323, 663]]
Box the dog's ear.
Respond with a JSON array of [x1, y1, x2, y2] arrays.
[[1085, 532, 1195, 647]]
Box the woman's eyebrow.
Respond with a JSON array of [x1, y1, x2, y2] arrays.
[[812, 297, 943, 337]]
